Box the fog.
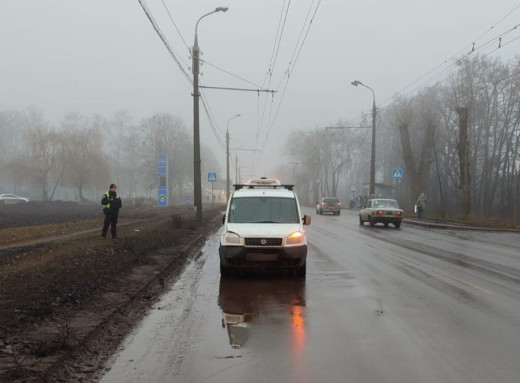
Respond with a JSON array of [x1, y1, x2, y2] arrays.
[[1, 1, 519, 215]]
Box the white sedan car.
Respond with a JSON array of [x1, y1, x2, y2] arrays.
[[359, 198, 403, 229], [0, 194, 29, 205]]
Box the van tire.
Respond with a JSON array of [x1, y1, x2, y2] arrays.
[[220, 264, 231, 278]]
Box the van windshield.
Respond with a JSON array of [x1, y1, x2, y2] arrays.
[[228, 197, 299, 224]]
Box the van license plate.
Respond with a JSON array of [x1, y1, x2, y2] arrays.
[[246, 253, 278, 262]]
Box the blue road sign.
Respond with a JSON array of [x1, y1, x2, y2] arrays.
[[158, 186, 167, 207], [392, 168, 404, 180], [158, 156, 167, 175], [158, 156, 168, 206], [208, 172, 217, 182]]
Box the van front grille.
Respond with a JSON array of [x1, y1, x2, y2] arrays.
[[245, 238, 283, 246]]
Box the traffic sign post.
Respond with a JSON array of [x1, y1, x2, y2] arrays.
[[392, 168, 404, 202]]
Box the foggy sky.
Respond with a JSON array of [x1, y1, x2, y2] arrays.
[[1, 0, 519, 180]]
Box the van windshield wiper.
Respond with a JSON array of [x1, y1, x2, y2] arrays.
[[255, 220, 277, 223]]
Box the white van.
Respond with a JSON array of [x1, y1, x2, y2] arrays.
[[219, 178, 311, 277]]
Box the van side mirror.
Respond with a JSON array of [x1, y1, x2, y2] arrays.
[[303, 214, 311, 226], [222, 214, 226, 225]]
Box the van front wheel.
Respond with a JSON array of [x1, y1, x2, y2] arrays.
[[220, 264, 231, 278]]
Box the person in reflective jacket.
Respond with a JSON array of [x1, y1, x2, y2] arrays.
[[101, 184, 122, 239]]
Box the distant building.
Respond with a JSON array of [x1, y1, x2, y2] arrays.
[[362, 182, 395, 198]]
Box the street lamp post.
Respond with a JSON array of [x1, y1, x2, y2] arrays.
[[192, 6, 228, 221], [351, 80, 376, 197], [226, 113, 241, 200]]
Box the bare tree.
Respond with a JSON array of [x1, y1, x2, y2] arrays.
[[24, 111, 62, 201], [390, 93, 436, 205], [63, 125, 109, 201]]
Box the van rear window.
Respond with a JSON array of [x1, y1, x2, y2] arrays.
[[228, 197, 299, 223]]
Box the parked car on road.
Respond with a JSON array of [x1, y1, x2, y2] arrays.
[[0, 194, 29, 205], [316, 197, 341, 215], [219, 178, 311, 277], [359, 198, 403, 228]]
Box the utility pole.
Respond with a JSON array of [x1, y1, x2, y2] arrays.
[[515, 158, 520, 227], [235, 153, 238, 184], [370, 96, 376, 197], [225, 114, 241, 200], [351, 80, 376, 196], [192, 7, 228, 221], [192, 37, 202, 220], [226, 129, 229, 200], [456, 106, 470, 220]]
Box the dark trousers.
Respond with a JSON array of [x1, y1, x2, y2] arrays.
[[417, 206, 424, 219], [102, 212, 119, 238]]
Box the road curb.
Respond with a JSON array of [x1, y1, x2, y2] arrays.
[[404, 218, 520, 233]]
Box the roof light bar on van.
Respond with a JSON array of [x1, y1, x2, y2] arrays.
[[247, 178, 281, 185], [233, 183, 294, 191]]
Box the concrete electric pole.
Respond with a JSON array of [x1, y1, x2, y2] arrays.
[[192, 7, 228, 220], [226, 114, 241, 201]]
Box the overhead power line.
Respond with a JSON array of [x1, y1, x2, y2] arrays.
[[395, 23, 520, 102], [472, 3, 520, 46], [200, 85, 276, 93], [199, 59, 267, 90], [262, 0, 324, 149], [347, 20, 520, 130], [160, 0, 190, 52], [258, 0, 292, 147], [200, 89, 226, 149], [137, 0, 192, 84], [253, 0, 324, 171], [137, 0, 228, 153]]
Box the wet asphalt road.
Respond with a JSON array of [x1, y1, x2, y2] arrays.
[[100, 208, 520, 383]]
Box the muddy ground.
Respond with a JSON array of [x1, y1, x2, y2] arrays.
[[0, 202, 223, 382], [0, 201, 104, 229]]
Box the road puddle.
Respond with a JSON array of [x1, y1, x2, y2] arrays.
[[218, 277, 306, 349]]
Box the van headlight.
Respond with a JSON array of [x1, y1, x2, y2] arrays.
[[223, 232, 241, 245], [286, 231, 304, 245]]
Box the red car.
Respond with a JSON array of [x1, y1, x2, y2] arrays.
[[316, 197, 341, 215]]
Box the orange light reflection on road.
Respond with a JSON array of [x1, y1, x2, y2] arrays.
[[291, 305, 305, 351]]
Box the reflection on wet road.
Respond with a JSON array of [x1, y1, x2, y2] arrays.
[[219, 278, 306, 349], [100, 208, 520, 383]]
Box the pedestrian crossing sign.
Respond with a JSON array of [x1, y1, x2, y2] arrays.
[[392, 168, 403, 179], [208, 173, 217, 182]]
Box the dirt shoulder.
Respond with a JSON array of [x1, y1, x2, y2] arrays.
[[0, 206, 222, 382]]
